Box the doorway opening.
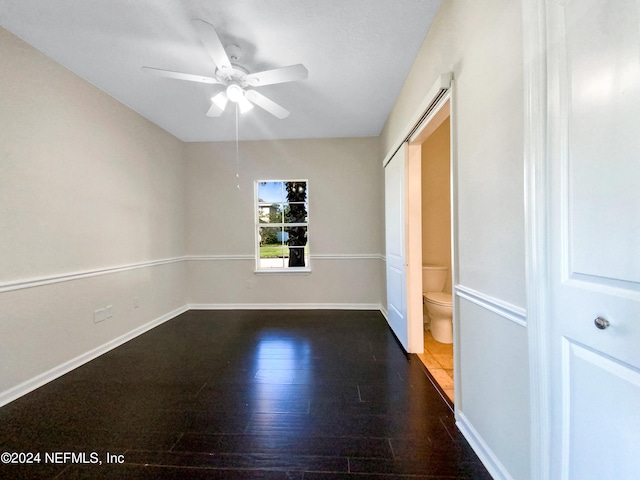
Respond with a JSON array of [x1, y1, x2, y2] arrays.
[[409, 100, 454, 404]]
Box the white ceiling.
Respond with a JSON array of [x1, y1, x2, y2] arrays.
[[0, 0, 441, 142]]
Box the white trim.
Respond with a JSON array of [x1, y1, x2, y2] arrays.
[[187, 254, 254, 261], [254, 268, 312, 275], [311, 254, 383, 260], [383, 72, 453, 167], [409, 96, 451, 144], [0, 254, 386, 293], [188, 303, 383, 311], [455, 284, 527, 327], [406, 142, 424, 353], [456, 411, 514, 480], [523, 0, 551, 479], [449, 84, 462, 414], [187, 254, 382, 261], [0, 305, 188, 408], [0, 257, 186, 293]]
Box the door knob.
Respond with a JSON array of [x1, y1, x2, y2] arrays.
[[594, 317, 610, 330]]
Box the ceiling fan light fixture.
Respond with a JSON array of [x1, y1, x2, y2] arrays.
[[212, 91, 228, 110], [238, 96, 254, 113], [226, 84, 244, 103]]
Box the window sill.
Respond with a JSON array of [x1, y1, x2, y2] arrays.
[[254, 268, 311, 275]]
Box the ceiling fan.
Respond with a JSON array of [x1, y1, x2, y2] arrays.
[[142, 19, 308, 119]]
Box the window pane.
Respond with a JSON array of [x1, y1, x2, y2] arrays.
[[259, 226, 287, 269], [256, 180, 308, 270], [284, 181, 307, 204], [287, 202, 309, 223], [259, 256, 287, 269], [285, 202, 307, 224], [258, 203, 283, 223], [285, 226, 308, 268], [259, 226, 281, 246], [258, 181, 284, 204]]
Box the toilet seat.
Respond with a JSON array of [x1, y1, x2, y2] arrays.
[[423, 292, 452, 307]]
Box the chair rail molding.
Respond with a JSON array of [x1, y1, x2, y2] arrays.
[[455, 285, 527, 327], [0, 256, 187, 293], [0, 254, 387, 293]]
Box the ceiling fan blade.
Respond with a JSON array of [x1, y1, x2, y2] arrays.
[[192, 19, 232, 72], [245, 90, 290, 119], [246, 64, 308, 87], [142, 66, 220, 84]]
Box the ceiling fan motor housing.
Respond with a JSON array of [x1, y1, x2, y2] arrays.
[[216, 63, 250, 87]]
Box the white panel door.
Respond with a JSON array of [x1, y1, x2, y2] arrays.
[[385, 144, 408, 350], [547, 1, 640, 478]]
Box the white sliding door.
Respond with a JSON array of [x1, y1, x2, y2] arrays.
[[384, 144, 409, 350]]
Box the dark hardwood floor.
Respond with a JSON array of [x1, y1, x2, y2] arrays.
[[0, 310, 490, 479]]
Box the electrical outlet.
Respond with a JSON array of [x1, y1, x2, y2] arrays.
[[94, 308, 106, 323], [94, 305, 113, 323]]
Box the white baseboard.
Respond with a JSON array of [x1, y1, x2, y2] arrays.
[[0, 305, 188, 408], [456, 411, 513, 480], [188, 303, 384, 311]]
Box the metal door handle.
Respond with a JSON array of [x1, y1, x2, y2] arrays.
[[594, 317, 610, 330]]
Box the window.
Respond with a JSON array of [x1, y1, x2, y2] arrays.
[[256, 180, 309, 271]]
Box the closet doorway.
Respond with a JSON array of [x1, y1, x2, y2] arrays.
[[409, 99, 454, 404], [383, 74, 456, 405]]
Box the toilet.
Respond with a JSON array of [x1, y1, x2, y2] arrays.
[[422, 265, 453, 344]]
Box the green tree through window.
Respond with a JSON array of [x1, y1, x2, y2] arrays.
[[285, 182, 307, 267]]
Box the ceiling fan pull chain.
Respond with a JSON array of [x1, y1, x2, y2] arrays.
[[235, 102, 240, 190]]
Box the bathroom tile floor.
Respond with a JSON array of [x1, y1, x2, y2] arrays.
[[0, 309, 488, 479], [417, 330, 454, 404]]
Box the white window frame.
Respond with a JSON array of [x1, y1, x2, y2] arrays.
[[254, 180, 310, 274]]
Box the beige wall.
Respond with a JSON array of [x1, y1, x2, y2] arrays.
[[184, 137, 385, 307], [381, 1, 530, 479], [383, 1, 525, 306], [421, 117, 452, 293], [0, 27, 187, 396], [0, 31, 186, 280]]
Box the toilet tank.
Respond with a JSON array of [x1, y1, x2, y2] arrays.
[[422, 265, 447, 292]]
